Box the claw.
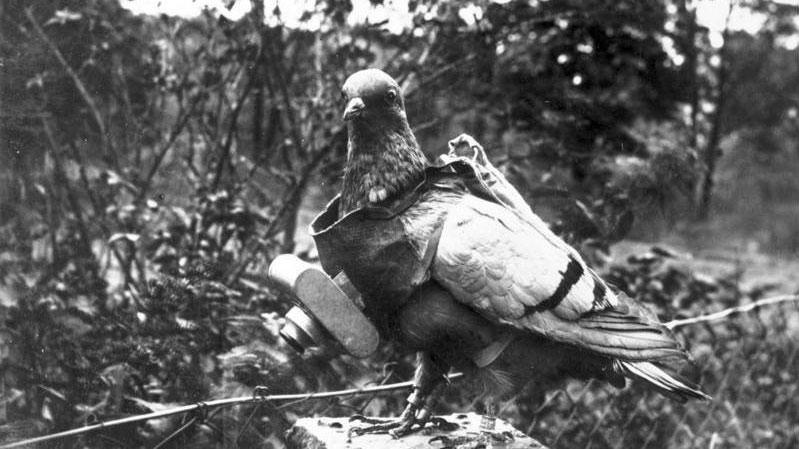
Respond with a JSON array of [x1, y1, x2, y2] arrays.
[[428, 416, 460, 432], [388, 421, 415, 439], [430, 435, 469, 445], [429, 435, 484, 449], [429, 430, 514, 449], [348, 414, 389, 425], [348, 414, 459, 439], [490, 430, 515, 442], [348, 415, 406, 438]]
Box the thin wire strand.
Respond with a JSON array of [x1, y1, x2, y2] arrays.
[[666, 295, 799, 330], [5, 294, 796, 449], [0, 373, 464, 449]]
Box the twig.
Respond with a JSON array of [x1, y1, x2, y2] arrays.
[[666, 295, 799, 330], [68, 141, 145, 291], [412, 118, 441, 135], [0, 373, 464, 449], [211, 71, 256, 190], [551, 380, 595, 447], [151, 416, 197, 449], [697, 0, 735, 220], [139, 94, 202, 201], [224, 133, 339, 283], [264, 34, 305, 170], [112, 53, 135, 159], [39, 116, 92, 259], [25, 7, 116, 169], [68, 142, 102, 216]]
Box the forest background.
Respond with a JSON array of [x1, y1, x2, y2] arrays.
[[1, 0, 798, 448]]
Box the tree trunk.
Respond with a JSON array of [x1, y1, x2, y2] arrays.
[[696, 1, 733, 221], [680, 1, 700, 156]]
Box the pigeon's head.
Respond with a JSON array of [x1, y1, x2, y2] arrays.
[[341, 69, 406, 124]]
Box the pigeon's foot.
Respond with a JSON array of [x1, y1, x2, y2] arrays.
[[348, 412, 458, 439], [429, 430, 515, 449], [348, 413, 415, 438]]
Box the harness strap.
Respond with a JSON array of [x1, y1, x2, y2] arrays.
[[420, 222, 444, 273], [471, 331, 515, 368]]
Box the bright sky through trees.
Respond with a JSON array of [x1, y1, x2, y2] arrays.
[[124, 0, 799, 49], [122, 0, 791, 33]]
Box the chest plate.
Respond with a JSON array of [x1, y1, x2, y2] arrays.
[[310, 161, 497, 320]]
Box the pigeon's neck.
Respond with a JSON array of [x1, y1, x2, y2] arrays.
[[340, 119, 427, 217]]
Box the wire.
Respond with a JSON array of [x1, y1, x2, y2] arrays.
[[0, 373, 464, 449], [5, 294, 797, 448], [665, 294, 799, 330]]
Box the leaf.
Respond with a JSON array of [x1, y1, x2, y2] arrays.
[[55, 315, 92, 336], [175, 316, 198, 330], [607, 209, 634, 243], [651, 245, 679, 258], [562, 199, 601, 238], [126, 396, 174, 413], [692, 273, 719, 290], [627, 252, 660, 265], [170, 206, 192, 228], [108, 233, 140, 244], [105, 170, 123, 186], [0, 284, 19, 308], [25, 74, 45, 90], [44, 9, 83, 26], [40, 399, 53, 422], [30, 237, 53, 263], [217, 346, 259, 368], [37, 385, 66, 402], [68, 295, 97, 317]]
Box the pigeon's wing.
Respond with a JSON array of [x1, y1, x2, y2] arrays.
[[432, 194, 686, 362]]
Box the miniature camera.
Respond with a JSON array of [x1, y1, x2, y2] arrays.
[[268, 254, 379, 358]]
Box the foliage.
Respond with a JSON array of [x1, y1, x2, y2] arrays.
[[1, 0, 798, 448], [513, 248, 799, 449]]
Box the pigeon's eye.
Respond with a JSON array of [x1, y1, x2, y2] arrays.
[[385, 90, 397, 103]]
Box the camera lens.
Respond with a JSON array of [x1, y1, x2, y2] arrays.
[[279, 307, 326, 354]]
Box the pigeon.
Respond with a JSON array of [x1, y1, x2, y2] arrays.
[[336, 68, 709, 442]]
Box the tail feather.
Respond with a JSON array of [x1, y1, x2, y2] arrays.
[[619, 361, 711, 402]]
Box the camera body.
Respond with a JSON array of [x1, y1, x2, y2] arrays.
[[269, 254, 379, 358]]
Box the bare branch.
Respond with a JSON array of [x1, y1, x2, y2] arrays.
[[696, 0, 735, 220], [40, 116, 92, 259], [265, 34, 305, 161], [139, 94, 202, 201], [225, 134, 340, 284], [211, 72, 257, 189], [25, 8, 117, 169]]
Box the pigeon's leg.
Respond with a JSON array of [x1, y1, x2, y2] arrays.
[[480, 401, 497, 434], [478, 400, 515, 447], [349, 352, 452, 438]]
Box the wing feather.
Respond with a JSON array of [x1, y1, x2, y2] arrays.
[[432, 194, 687, 362]]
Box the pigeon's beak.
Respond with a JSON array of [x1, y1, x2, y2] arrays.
[[343, 97, 365, 121]]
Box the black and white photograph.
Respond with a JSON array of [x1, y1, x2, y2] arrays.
[[1, 0, 798, 447]]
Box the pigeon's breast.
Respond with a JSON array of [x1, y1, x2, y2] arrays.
[[309, 182, 464, 315]]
